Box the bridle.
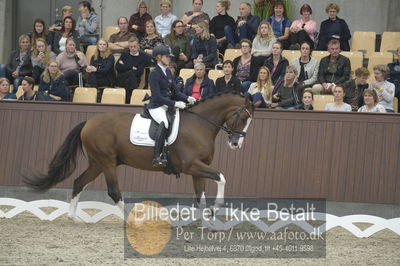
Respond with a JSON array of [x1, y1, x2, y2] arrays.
[[184, 105, 252, 138]]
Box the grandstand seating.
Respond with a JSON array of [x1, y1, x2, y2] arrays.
[[85, 45, 97, 62], [351, 31, 376, 58], [312, 51, 330, 61], [207, 70, 224, 83], [313, 95, 334, 111], [103, 26, 120, 41], [282, 50, 301, 63], [224, 49, 242, 61], [380, 32, 400, 53], [130, 89, 150, 105], [72, 87, 97, 103], [179, 68, 195, 85], [341, 51, 363, 77], [101, 88, 126, 104]]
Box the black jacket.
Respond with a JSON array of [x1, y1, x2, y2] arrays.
[[148, 65, 188, 108], [317, 17, 351, 51], [317, 54, 351, 85], [210, 13, 236, 39], [39, 75, 70, 101], [183, 74, 216, 99], [233, 55, 263, 83], [263, 55, 289, 85], [89, 55, 115, 86], [215, 76, 241, 93], [115, 50, 152, 78], [6, 50, 32, 77]]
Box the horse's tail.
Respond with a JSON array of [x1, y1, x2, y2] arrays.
[[24, 121, 87, 191]]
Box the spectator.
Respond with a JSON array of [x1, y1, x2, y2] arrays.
[[181, 0, 210, 39], [388, 47, 400, 112], [183, 62, 215, 100], [0, 34, 32, 92], [369, 64, 395, 113], [233, 39, 263, 92], [265, 0, 291, 49], [168, 61, 184, 93], [115, 37, 152, 103], [252, 21, 276, 57], [154, 0, 178, 38], [56, 37, 88, 86], [312, 39, 351, 95], [358, 89, 386, 113], [49, 5, 73, 32], [324, 86, 352, 111], [246, 66, 273, 108], [270, 65, 302, 109], [76, 1, 99, 48], [210, 0, 236, 54], [52, 17, 80, 55], [31, 38, 56, 84], [295, 89, 314, 110], [86, 39, 115, 88], [225, 2, 260, 48], [317, 3, 351, 51], [140, 20, 164, 55], [28, 19, 52, 48], [186, 22, 218, 69], [215, 60, 241, 93], [108, 17, 136, 54], [263, 41, 289, 85], [289, 4, 316, 50], [39, 60, 70, 101], [291, 41, 319, 89], [343, 67, 370, 111], [0, 78, 17, 100], [18, 76, 47, 101], [164, 20, 191, 72], [128, 1, 153, 39]]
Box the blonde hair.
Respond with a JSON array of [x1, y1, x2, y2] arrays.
[[255, 21, 275, 46], [218, 0, 231, 11], [62, 5, 73, 12], [145, 20, 160, 37], [373, 64, 390, 80], [32, 38, 52, 65], [284, 65, 298, 87], [326, 3, 340, 13], [41, 60, 64, 83], [93, 39, 111, 60], [0, 78, 10, 87], [256, 66, 273, 99], [160, 0, 172, 7], [196, 22, 210, 40], [18, 34, 30, 44]]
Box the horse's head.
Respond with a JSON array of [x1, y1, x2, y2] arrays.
[[225, 97, 255, 150]]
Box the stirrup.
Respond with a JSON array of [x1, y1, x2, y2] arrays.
[[152, 156, 167, 167]]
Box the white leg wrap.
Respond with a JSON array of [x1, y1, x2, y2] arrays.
[[68, 184, 88, 218], [215, 173, 226, 206], [117, 200, 125, 217]]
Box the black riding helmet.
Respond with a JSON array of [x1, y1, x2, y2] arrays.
[[152, 45, 174, 58]]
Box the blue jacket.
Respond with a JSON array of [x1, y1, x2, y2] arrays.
[[148, 65, 188, 109], [266, 15, 291, 38], [191, 36, 218, 66], [238, 14, 260, 35], [183, 74, 216, 99], [39, 75, 70, 101], [0, 93, 17, 100]]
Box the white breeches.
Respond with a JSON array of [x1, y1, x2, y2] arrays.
[[149, 105, 169, 128]]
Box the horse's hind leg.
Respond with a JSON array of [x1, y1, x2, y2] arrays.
[[68, 159, 101, 222], [103, 166, 125, 216]]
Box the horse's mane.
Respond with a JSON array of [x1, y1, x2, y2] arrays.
[[184, 91, 245, 110]]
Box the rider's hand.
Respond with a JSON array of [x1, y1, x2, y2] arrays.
[[187, 96, 196, 104], [174, 101, 186, 109]]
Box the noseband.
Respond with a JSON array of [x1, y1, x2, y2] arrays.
[[185, 105, 252, 138]]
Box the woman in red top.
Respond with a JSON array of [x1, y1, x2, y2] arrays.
[[183, 62, 215, 99]]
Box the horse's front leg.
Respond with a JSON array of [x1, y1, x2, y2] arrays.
[[188, 161, 226, 208]]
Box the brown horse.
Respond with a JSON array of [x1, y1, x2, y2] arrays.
[[24, 92, 254, 221]]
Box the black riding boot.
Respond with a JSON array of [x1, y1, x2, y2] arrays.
[[152, 122, 168, 167]]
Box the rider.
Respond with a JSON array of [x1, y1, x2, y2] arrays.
[[148, 45, 196, 167]]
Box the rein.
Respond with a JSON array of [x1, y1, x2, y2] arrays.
[[184, 105, 252, 138]]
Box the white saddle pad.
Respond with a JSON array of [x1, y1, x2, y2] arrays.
[[130, 110, 180, 147]]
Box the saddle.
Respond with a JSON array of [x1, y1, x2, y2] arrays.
[[140, 106, 176, 141]]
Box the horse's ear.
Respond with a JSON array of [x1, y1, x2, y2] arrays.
[[244, 96, 255, 111]]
